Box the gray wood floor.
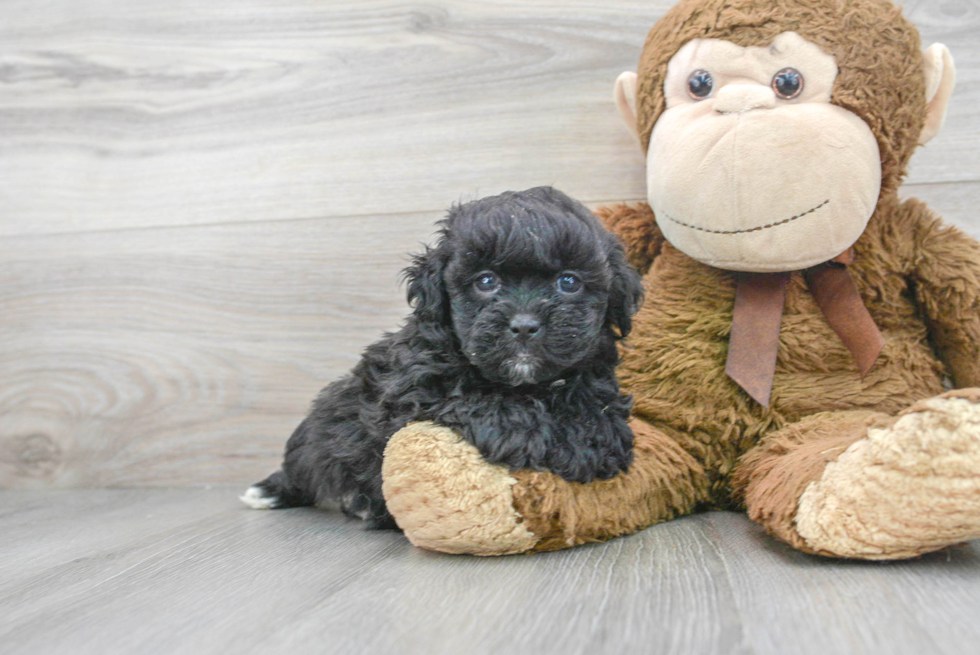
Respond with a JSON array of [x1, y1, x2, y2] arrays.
[[3, 1, 980, 653], [3, 488, 980, 655]]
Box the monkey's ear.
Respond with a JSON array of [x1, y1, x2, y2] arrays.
[[614, 72, 640, 145], [920, 44, 956, 145]]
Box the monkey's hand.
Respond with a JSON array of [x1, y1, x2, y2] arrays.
[[381, 419, 707, 555], [593, 203, 665, 276], [906, 198, 980, 388], [381, 422, 538, 555]]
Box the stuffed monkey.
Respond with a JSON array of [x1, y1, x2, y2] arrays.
[[380, 0, 980, 559]]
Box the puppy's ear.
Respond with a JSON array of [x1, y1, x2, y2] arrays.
[[605, 237, 644, 338], [404, 243, 450, 327]]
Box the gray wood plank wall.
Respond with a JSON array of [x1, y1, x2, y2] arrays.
[[2, 0, 978, 488]]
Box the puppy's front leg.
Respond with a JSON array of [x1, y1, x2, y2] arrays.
[[437, 381, 633, 483]]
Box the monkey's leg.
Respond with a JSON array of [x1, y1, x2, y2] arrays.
[[733, 390, 980, 559], [381, 418, 709, 555]]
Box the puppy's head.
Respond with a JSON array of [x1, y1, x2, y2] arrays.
[[406, 187, 643, 386]]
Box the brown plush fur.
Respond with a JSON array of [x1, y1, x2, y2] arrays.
[[592, 203, 665, 274], [615, 195, 965, 504], [731, 410, 897, 553], [504, 0, 980, 553], [380, 0, 980, 557], [512, 419, 709, 552]]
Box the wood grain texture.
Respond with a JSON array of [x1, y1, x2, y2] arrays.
[[0, 0, 658, 236], [699, 511, 980, 655], [0, 211, 441, 488], [3, 2, 980, 652], [2, 490, 980, 655], [0, 0, 979, 489], [0, 0, 977, 237]]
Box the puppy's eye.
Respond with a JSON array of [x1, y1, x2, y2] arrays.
[[474, 272, 500, 293], [772, 68, 803, 99], [556, 273, 583, 295], [687, 70, 713, 99]]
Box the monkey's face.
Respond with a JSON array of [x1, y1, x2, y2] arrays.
[[644, 32, 881, 272]]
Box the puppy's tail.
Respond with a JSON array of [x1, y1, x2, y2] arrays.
[[239, 470, 309, 510]]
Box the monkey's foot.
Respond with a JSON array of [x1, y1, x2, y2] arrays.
[[381, 422, 538, 555], [795, 390, 980, 559]]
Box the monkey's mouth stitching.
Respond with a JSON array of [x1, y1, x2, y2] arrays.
[[663, 199, 830, 235]]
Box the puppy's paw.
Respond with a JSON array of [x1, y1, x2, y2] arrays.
[[381, 421, 540, 555], [795, 390, 980, 559], [240, 485, 280, 510]]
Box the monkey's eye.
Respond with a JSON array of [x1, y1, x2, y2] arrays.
[[687, 70, 713, 99], [772, 68, 803, 99], [474, 271, 500, 294], [556, 273, 583, 295]]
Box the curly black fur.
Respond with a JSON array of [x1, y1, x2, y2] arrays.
[[244, 187, 644, 528]]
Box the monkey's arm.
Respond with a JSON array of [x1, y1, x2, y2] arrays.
[[593, 203, 665, 276], [906, 198, 980, 388]]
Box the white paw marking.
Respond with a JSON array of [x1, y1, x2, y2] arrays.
[[240, 486, 278, 509]]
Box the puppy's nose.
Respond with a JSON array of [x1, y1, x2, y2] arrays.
[[509, 314, 541, 340]]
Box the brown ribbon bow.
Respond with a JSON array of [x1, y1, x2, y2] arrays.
[[725, 250, 885, 407]]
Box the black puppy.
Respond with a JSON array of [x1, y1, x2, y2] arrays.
[[241, 187, 644, 528]]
